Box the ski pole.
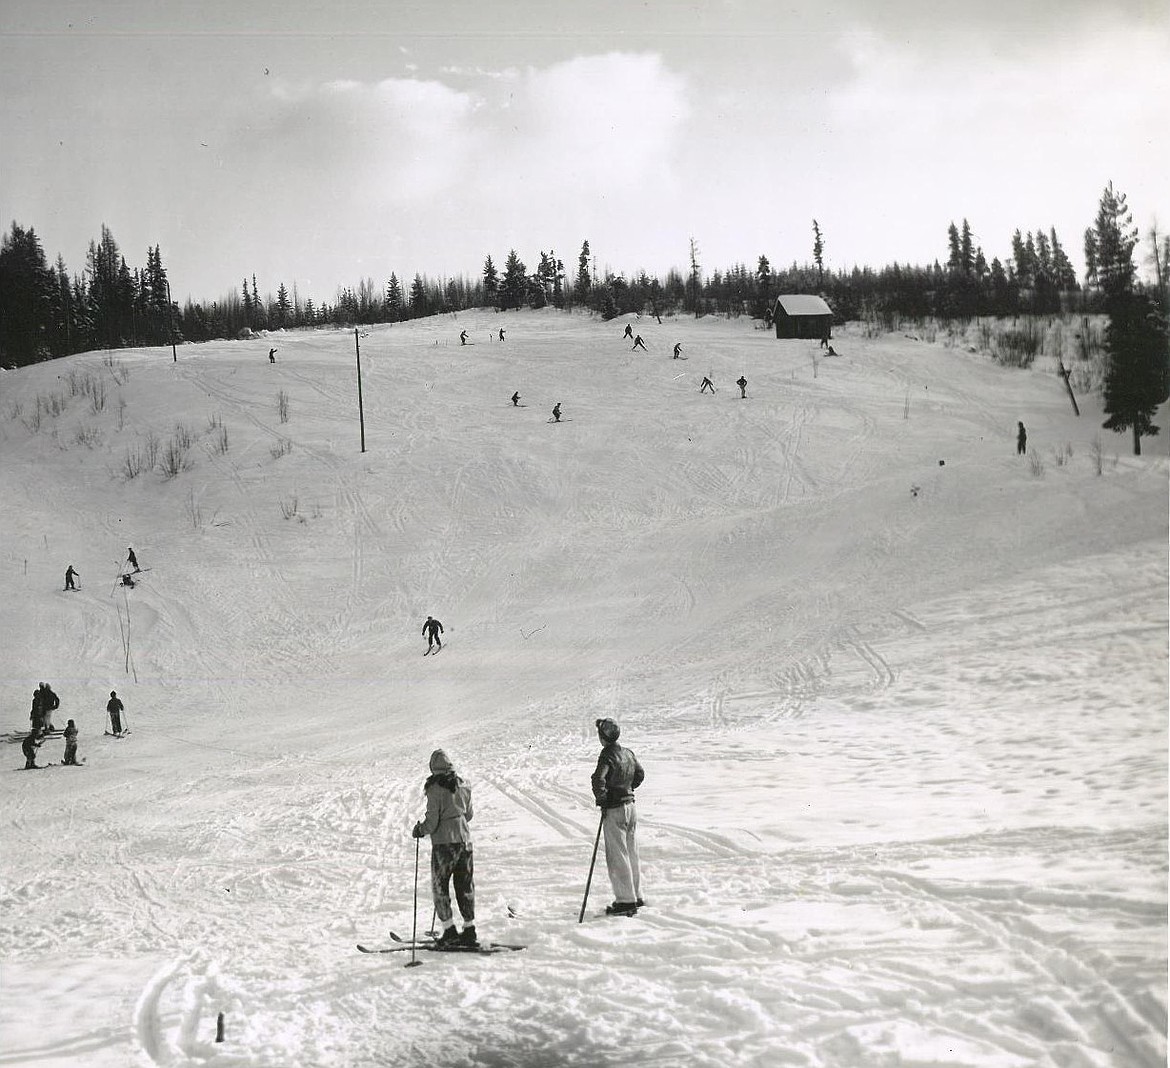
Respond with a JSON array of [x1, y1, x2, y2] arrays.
[[578, 810, 605, 923], [406, 835, 423, 969]]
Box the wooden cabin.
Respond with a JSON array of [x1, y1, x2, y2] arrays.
[[772, 294, 833, 340]]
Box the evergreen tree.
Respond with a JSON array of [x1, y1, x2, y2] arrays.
[[500, 249, 527, 311], [1089, 181, 1138, 299], [0, 222, 55, 365], [575, 241, 591, 301], [1092, 182, 1167, 454], [385, 273, 403, 321], [756, 254, 771, 318], [408, 273, 428, 318], [946, 222, 962, 274], [812, 221, 824, 285], [959, 219, 974, 276], [273, 283, 292, 327], [482, 255, 499, 307]]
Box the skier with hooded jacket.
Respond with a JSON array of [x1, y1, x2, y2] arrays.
[[412, 749, 477, 947]]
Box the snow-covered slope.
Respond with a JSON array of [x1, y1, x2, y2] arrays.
[[0, 310, 1165, 1067]]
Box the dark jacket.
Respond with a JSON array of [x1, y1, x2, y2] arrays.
[[592, 743, 644, 808]]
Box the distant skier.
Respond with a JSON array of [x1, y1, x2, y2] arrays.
[[22, 730, 43, 770], [107, 691, 125, 735], [268, 348, 277, 364], [591, 718, 644, 915], [1017, 421, 1027, 456], [820, 328, 830, 350], [737, 375, 748, 399], [29, 689, 43, 732], [511, 391, 521, 407], [412, 749, 477, 948], [422, 616, 444, 654], [631, 335, 647, 352], [552, 402, 562, 423], [623, 324, 633, 340], [673, 343, 682, 359], [460, 330, 469, 346], [127, 547, 140, 572], [62, 720, 79, 765], [64, 565, 79, 591], [120, 573, 136, 588], [700, 376, 715, 394], [498, 328, 505, 342]]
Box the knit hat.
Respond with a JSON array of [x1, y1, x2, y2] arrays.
[[429, 749, 453, 773], [596, 718, 620, 743]]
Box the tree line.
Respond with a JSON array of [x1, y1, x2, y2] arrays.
[[3, 189, 1167, 447]]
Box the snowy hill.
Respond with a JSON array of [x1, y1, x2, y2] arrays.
[[0, 310, 1165, 1068]]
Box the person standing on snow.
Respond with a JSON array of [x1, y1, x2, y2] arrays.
[[22, 729, 43, 770], [422, 616, 444, 654], [736, 375, 748, 399], [268, 347, 277, 363], [459, 330, 469, 346], [552, 402, 562, 422], [511, 391, 521, 407], [1017, 421, 1027, 456], [38, 683, 60, 732], [127, 547, 140, 572], [412, 749, 477, 948], [64, 565, 79, 591], [107, 691, 125, 735], [498, 328, 505, 342], [700, 376, 715, 394], [62, 720, 79, 765], [673, 342, 682, 359], [631, 334, 647, 352], [623, 324, 633, 340], [591, 718, 645, 916]]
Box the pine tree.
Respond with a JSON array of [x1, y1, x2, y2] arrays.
[[575, 241, 591, 301], [385, 273, 403, 321], [1092, 182, 1168, 454], [408, 273, 428, 318], [500, 250, 527, 311], [482, 255, 499, 307], [812, 221, 824, 285], [274, 283, 292, 327], [959, 219, 974, 276], [946, 222, 962, 274], [0, 222, 55, 365]]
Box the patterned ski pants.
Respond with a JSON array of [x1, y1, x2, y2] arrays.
[[603, 802, 641, 904], [430, 842, 475, 924]]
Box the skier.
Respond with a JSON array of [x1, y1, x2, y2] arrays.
[[1017, 421, 1027, 456], [631, 335, 647, 352], [498, 328, 505, 342], [820, 327, 830, 350], [700, 376, 715, 394], [120, 573, 136, 588], [623, 324, 633, 339], [511, 391, 521, 407], [268, 347, 277, 364], [62, 720, 79, 765], [107, 691, 125, 735], [737, 375, 748, 399], [64, 565, 79, 591], [29, 688, 43, 732], [422, 616, 444, 654], [552, 402, 562, 423], [591, 718, 644, 916], [38, 683, 60, 732], [459, 330, 469, 346], [22, 729, 43, 770], [127, 547, 140, 572], [673, 343, 682, 359], [412, 749, 477, 947]]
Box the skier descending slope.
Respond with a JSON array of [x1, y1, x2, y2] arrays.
[[412, 749, 477, 948], [422, 616, 444, 655]]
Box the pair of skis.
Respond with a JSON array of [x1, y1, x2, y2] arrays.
[[358, 931, 524, 956]]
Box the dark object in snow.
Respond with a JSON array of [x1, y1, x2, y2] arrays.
[[357, 942, 524, 954], [422, 615, 444, 653], [64, 565, 80, 590], [107, 691, 125, 735], [938, 460, 945, 466]]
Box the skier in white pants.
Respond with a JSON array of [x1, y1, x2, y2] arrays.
[[591, 717, 645, 915]]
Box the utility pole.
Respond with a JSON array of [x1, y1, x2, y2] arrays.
[[354, 329, 366, 452]]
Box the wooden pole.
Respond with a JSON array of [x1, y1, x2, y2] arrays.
[[578, 811, 605, 923], [354, 329, 366, 453], [1057, 360, 1080, 416]]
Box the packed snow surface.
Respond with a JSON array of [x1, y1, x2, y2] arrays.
[[0, 310, 1166, 1067]]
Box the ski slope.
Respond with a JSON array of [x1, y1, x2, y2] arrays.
[[0, 309, 1166, 1067]]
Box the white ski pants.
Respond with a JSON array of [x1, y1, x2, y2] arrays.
[[602, 801, 641, 904]]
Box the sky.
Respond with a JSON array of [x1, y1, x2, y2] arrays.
[[1, 0, 1168, 304]]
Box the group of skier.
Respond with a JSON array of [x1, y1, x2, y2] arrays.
[[21, 688, 127, 769], [409, 716, 644, 947], [63, 548, 141, 593]]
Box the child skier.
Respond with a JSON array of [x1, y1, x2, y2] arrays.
[[62, 720, 79, 765], [22, 730, 43, 770], [412, 749, 477, 947]]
